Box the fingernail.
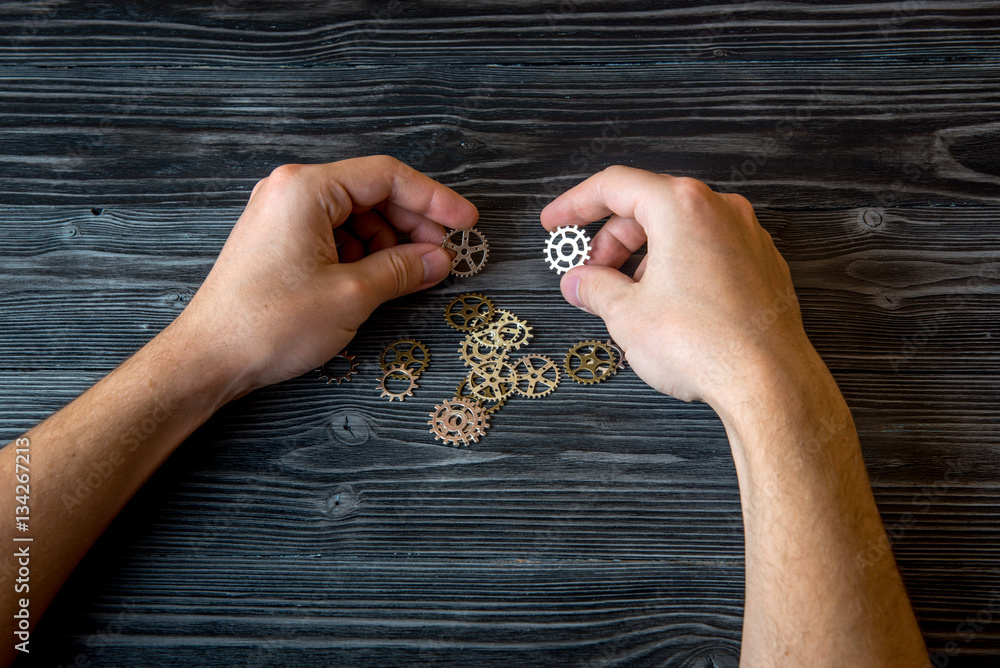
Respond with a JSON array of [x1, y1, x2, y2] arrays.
[[562, 273, 587, 311], [421, 248, 451, 284]]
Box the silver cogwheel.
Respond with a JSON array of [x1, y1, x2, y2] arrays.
[[544, 225, 591, 274], [442, 227, 489, 277], [428, 397, 489, 447]]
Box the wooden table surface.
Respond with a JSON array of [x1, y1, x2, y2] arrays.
[[3, 2, 1000, 666]]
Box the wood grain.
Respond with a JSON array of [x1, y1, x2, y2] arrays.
[[3, 1, 1000, 666]]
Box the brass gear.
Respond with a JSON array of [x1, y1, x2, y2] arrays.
[[441, 227, 489, 277], [428, 397, 489, 447], [512, 355, 560, 398], [444, 293, 495, 332], [467, 356, 517, 402], [456, 374, 507, 414], [317, 349, 360, 385], [564, 340, 617, 385], [379, 367, 417, 401], [473, 310, 532, 350], [458, 333, 503, 368], [379, 339, 430, 377]]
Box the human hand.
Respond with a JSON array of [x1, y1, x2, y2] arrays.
[[170, 156, 477, 399], [541, 166, 817, 419]]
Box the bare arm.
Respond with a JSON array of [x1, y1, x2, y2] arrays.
[[541, 166, 928, 666], [0, 156, 477, 667]]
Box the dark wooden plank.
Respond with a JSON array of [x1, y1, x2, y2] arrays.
[[2, 1, 1000, 66], [3, 64, 1000, 207]]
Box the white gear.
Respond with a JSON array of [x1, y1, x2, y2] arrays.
[[544, 225, 591, 274]]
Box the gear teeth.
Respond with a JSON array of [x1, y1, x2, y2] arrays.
[[565, 340, 616, 385], [512, 354, 560, 398], [544, 225, 591, 274], [380, 367, 418, 401], [442, 227, 490, 278], [428, 397, 489, 446], [318, 349, 360, 385], [380, 339, 430, 377], [444, 293, 496, 332]]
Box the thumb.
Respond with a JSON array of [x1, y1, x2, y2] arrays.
[[348, 243, 452, 306], [561, 264, 634, 323]]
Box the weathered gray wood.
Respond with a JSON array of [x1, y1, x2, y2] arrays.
[[3, 2, 1000, 666]]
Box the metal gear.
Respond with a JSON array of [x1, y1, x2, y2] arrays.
[[564, 340, 617, 384], [606, 340, 628, 373], [379, 339, 430, 377], [456, 374, 507, 414], [473, 310, 533, 350], [467, 356, 517, 402], [428, 397, 489, 447], [444, 293, 495, 332], [512, 355, 560, 398], [379, 367, 418, 401], [544, 225, 591, 274], [459, 333, 503, 368], [442, 227, 489, 277], [318, 349, 360, 385]]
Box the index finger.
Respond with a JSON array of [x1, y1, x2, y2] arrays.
[[312, 155, 479, 232], [539, 165, 671, 232]]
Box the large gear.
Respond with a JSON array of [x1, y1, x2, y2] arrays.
[[456, 374, 507, 414], [428, 397, 489, 447], [564, 340, 617, 385], [441, 227, 489, 277], [379, 367, 418, 401], [467, 356, 517, 402], [544, 225, 591, 274], [459, 333, 503, 368], [444, 293, 495, 332], [473, 310, 533, 350], [318, 349, 360, 385], [512, 355, 560, 398], [379, 339, 430, 377]]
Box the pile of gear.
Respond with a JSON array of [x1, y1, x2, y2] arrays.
[[317, 225, 629, 447]]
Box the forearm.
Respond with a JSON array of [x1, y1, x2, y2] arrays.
[[1, 318, 238, 665], [721, 347, 928, 666]]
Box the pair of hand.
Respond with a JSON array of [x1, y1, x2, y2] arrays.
[[176, 155, 812, 418]]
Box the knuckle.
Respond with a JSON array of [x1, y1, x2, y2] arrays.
[[267, 163, 305, 183], [671, 176, 714, 206]]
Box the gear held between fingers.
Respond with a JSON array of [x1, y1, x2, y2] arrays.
[[442, 227, 489, 277], [544, 225, 591, 274]]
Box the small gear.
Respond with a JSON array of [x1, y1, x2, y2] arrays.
[[442, 227, 489, 277], [428, 397, 489, 447], [318, 349, 360, 385], [380, 339, 430, 377], [565, 340, 617, 384], [473, 310, 533, 350], [456, 374, 507, 414], [467, 356, 517, 402], [544, 225, 591, 274], [459, 333, 503, 368], [444, 293, 495, 332], [379, 367, 418, 401], [512, 355, 560, 398], [606, 340, 628, 373]]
